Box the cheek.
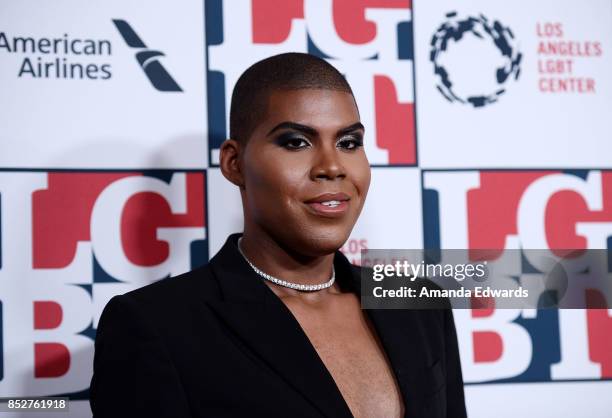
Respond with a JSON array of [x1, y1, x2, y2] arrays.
[[350, 157, 372, 198], [246, 154, 308, 207]]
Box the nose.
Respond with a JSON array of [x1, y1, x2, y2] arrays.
[[310, 142, 346, 181]]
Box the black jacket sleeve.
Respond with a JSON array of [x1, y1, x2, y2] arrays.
[[444, 308, 468, 418], [90, 295, 192, 418]]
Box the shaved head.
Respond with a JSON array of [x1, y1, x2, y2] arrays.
[[229, 52, 355, 143]]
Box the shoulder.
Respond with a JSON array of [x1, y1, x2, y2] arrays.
[[98, 263, 222, 336], [125, 263, 221, 304]]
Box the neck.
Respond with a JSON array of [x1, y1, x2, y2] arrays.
[[239, 228, 339, 296]]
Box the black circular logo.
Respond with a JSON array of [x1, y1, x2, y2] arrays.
[[430, 11, 522, 108]]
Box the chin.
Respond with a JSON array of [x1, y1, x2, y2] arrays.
[[294, 225, 354, 256]]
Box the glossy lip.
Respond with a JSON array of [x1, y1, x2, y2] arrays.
[[304, 192, 350, 203], [303, 192, 351, 218]]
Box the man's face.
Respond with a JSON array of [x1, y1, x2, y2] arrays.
[[240, 88, 371, 256]]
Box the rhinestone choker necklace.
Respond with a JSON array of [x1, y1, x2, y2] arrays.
[[237, 237, 335, 292]]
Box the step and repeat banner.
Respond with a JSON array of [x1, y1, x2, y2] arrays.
[[1, 0, 611, 417]]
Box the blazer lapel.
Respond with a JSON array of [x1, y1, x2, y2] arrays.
[[205, 234, 354, 418], [342, 254, 441, 416], [363, 308, 440, 416], [204, 234, 435, 418]]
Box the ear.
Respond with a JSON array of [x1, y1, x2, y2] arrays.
[[219, 139, 245, 188]]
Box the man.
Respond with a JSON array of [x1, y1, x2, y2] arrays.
[[90, 53, 467, 418]]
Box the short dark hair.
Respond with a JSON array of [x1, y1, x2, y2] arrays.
[[229, 52, 355, 143]]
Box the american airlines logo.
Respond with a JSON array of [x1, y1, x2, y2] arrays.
[[113, 19, 183, 92]]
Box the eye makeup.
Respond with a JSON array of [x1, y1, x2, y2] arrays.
[[274, 131, 364, 151], [275, 133, 311, 150]]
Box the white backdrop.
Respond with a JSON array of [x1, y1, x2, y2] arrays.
[[0, 0, 611, 416]]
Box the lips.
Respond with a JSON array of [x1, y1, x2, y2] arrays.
[[304, 192, 350, 204], [304, 192, 351, 217]]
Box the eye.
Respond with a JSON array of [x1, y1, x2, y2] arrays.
[[337, 135, 364, 150], [277, 134, 311, 150]]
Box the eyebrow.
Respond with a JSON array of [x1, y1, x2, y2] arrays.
[[267, 121, 365, 137]]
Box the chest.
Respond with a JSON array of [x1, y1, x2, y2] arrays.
[[282, 294, 405, 418]]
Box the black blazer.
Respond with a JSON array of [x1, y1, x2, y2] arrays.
[[90, 233, 467, 418]]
